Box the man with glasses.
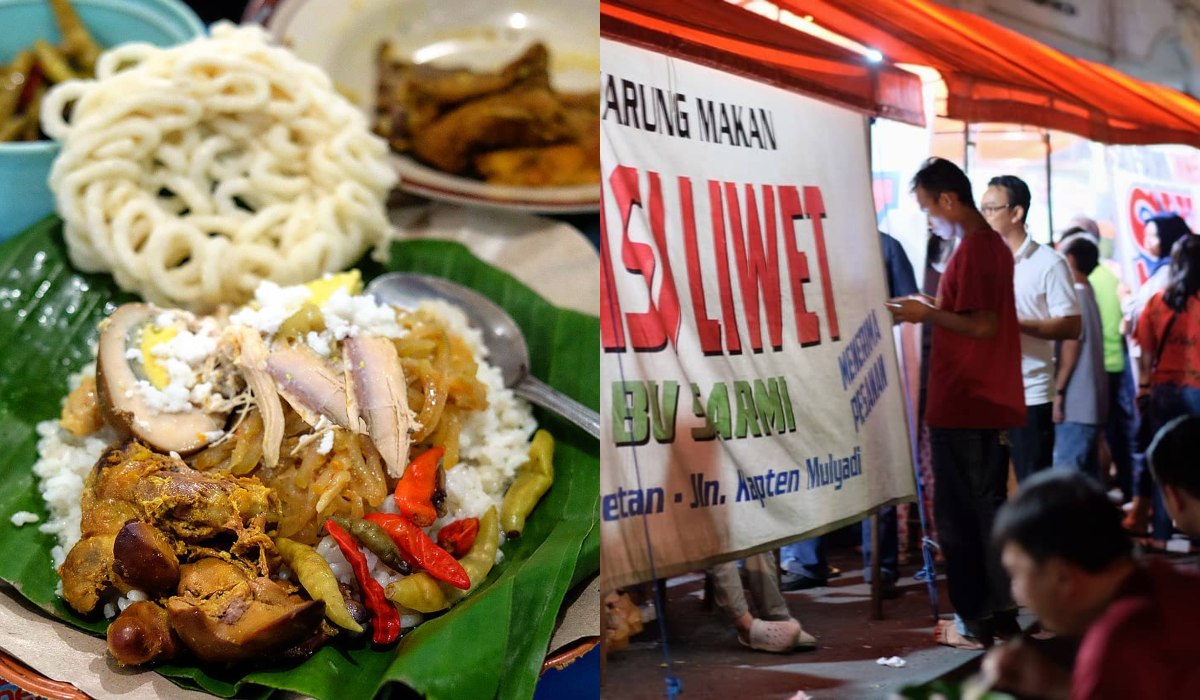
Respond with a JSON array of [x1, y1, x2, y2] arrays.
[[981, 176, 1081, 483]]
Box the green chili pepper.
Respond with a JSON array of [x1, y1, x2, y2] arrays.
[[276, 537, 363, 633], [32, 40, 78, 84], [0, 52, 34, 129], [50, 0, 101, 72], [331, 515, 412, 575], [444, 506, 499, 604], [365, 513, 469, 590], [500, 430, 554, 537], [385, 506, 498, 612], [0, 115, 26, 142], [385, 570, 447, 613]]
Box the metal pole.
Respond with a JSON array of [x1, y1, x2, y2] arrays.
[[1045, 131, 1054, 244], [867, 113, 885, 622], [870, 512, 883, 620], [963, 121, 971, 172]]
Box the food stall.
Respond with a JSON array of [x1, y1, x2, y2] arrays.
[[600, 0, 923, 594], [0, 1, 601, 699]]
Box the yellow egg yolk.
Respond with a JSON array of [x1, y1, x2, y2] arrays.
[[139, 325, 177, 389]]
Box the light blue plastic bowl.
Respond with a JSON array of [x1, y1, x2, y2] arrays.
[[0, 0, 205, 241]]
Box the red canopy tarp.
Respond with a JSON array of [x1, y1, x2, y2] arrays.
[[772, 0, 1200, 148], [601, 0, 927, 126]]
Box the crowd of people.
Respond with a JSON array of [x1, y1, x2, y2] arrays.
[[693, 157, 1200, 694], [889, 157, 1200, 695]]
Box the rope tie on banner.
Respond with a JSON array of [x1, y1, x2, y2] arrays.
[[912, 537, 940, 582], [603, 50, 681, 691]]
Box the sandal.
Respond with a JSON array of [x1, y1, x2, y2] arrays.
[[933, 619, 985, 651], [738, 618, 802, 653], [794, 624, 818, 651]]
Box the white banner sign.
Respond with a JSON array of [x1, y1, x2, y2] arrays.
[[599, 39, 916, 593]]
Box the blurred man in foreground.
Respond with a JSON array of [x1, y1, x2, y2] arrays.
[[1147, 414, 1200, 538], [982, 471, 1200, 699]]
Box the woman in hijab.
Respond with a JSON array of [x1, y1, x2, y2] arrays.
[[1129, 214, 1191, 326], [1134, 235, 1200, 548], [1146, 215, 1190, 274], [1124, 213, 1192, 534]]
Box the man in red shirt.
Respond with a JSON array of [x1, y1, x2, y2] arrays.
[[982, 470, 1200, 699], [888, 157, 1026, 648]]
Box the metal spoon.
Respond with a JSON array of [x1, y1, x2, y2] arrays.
[[366, 272, 600, 439]]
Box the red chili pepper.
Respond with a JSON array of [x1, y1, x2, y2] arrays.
[[436, 518, 479, 558], [325, 519, 400, 644], [365, 513, 470, 590], [393, 446, 445, 527]]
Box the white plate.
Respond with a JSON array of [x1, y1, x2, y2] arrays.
[[266, 0, 600, 213]]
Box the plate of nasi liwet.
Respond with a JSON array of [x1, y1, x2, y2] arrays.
[[0, 17, 597, 700], [264, 0, 600, 213]]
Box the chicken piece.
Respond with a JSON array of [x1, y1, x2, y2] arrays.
[[343, 335, 415, 479], [474, 98, 598, 186], [78, 443, 151, 536], [558, 90, 600, 112], [374, 42, 552, 151], [60, 375, 103, 436], [166, 558, 325, 664], [564, 104, 599, 142], [113, 520, 180, 596], [412, 89, 575, 175], [475, 142, 600, 186], [131, 466, 279, 576], [224, 326, 284, 469], [59, 441, 281, 614], [60, 534, 119, 614], [407, 43, 550, 107], [265, 345, 352, 430], [107, 600, 180, 666]]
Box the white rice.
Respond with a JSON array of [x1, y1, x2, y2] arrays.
[[31, 396, 118, 571], [29, 296, 533, 601], [113, 589, 148, 617], [9, 511, 39, 526], [418, 300, 537, 522]]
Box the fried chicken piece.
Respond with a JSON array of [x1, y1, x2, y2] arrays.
[[473, 101, 599, 187], [558, 90, 599, 112], [412, 88, 575, 175], [475, 143, 599, 186], [374, 42, 552, 152], [408, 42, 550, 107]]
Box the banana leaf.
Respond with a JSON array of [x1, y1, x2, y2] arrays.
[[0, 216, 600, 700]]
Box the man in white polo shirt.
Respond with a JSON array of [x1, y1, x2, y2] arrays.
[[982, 176, 1081, 482]]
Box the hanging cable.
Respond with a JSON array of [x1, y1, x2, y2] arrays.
[[602, 84, 682, 693], [896, 326, 940, 621]]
